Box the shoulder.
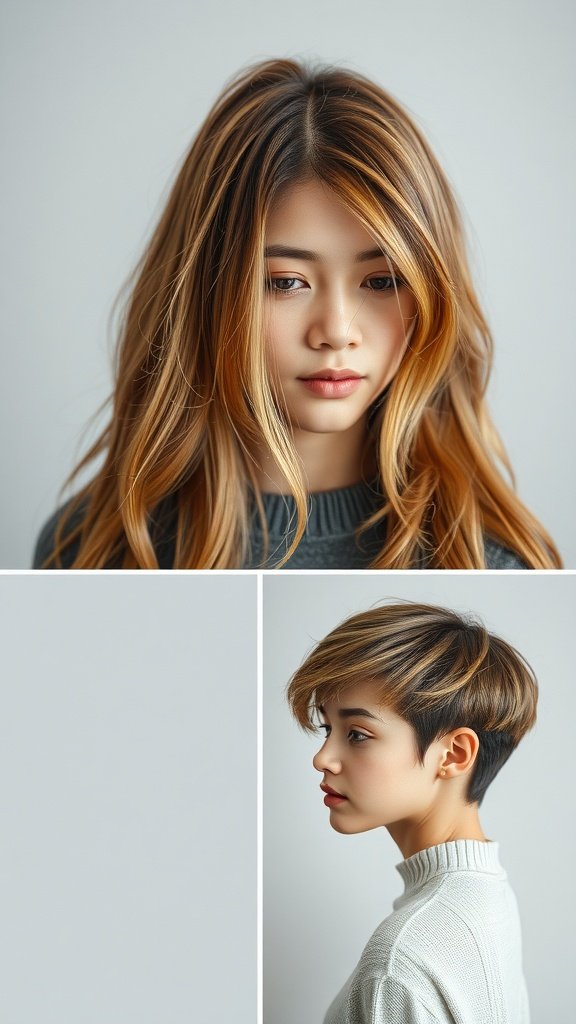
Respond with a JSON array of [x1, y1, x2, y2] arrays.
[[336, 970, 442, 1023], [349, 876, 506, 1010], [483, 535, 529, 570], [371, 976, 444, 1023], [32, 494, 179, 569], [32, 497, 86, 568], [342, 902, 456, 1023]]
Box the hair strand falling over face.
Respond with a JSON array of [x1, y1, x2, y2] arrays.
[[45, 58, 561, 568]]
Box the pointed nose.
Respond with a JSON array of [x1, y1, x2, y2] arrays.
[[313, 743, 342, 775]]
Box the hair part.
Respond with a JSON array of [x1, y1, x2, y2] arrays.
[[45, 58, 561, 568], [286, 600, 538, 805]]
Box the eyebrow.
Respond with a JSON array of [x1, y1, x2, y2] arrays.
[[317, 704, 382, 722], [264, 244, 388, 264]]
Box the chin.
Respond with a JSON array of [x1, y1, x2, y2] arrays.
[[330, 811, 379, 835], [330, 818, 356, 835], [330, 813, 375, 836], [289, 408, 365, 435]]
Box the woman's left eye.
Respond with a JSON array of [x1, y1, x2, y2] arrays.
[[348, 730, 370, 744], [365, 276, 399, 292]]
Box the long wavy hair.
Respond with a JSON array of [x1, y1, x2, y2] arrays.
[[46, 57, 561, 568]]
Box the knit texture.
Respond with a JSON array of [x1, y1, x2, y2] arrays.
[[323, 839, 530, 1024], [245, 483, 526, 569], [33, 481, 527, 569], [245, 480, 385, 568]]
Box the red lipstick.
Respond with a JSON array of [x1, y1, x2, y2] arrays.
[[320, 783, 348, 808]]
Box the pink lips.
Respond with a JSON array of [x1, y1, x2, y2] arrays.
[[298, 368, 365, 399]]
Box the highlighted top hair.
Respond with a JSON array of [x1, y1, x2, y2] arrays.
[[287, 601, 538, 804], [46, 57, 560, 568]]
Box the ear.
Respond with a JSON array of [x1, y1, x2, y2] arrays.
[[439, 728, 480, 781]]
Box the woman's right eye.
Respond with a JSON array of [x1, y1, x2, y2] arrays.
[[318, 723, 331, 737], [265, 277, 304, 293]]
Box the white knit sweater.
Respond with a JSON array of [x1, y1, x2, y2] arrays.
[[323, 840, 529, 1024]]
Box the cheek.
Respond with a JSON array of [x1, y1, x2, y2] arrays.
[[354, 750, 396, 794], [373, 302, 415, 365], [264, 307, 298, 375], [357, 749, 421, 805], [378, 335, 408, 385], [386, 292, 417, 341]]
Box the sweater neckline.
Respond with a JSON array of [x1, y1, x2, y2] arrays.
[[396, 839, 503, 893], [257, 478, 383, 538]]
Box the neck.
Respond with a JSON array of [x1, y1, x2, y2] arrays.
[[387, 799, 489, 861], [254, 416, 374, 494]]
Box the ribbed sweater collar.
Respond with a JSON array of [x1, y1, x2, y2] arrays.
[[257, 479, 383, 539], [396, 840, 503, 894]]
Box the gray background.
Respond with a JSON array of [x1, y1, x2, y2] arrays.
[[1, 0, 574, 568], [264, 572, 576, 1023], [0, 573, 257, 1024]]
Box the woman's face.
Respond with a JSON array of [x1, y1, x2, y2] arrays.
[[313, 682, 443, 835], [263, 178, 417, 438]]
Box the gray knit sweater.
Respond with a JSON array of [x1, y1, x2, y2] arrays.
[[248, 482, 526, 569], [324, 839, 529, 1024], [33, 480, 527, 569]]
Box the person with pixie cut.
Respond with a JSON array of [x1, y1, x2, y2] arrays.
[[287, 601, 536, 1024]]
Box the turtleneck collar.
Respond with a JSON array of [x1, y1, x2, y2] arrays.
[[396, 840, 504, 894], [256, 478, 383, 539]]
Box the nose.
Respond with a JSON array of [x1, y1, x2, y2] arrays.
[[306, 287, 364, 350], [313, 739, 342, 775]]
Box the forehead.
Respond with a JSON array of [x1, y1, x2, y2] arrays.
[[265, 179, 377, 252]]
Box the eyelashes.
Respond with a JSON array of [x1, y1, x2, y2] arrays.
[[266, 277, 302, 294], [265, 275, 402, 295], [317, 723, 371, 745]]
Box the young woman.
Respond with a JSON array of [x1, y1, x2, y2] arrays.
[[34, 58, 561, 568], [287, 601, 535, 1023]]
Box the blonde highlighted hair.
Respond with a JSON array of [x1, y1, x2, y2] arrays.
[[45, 57, 560, 567], [287, 601, 538, 804]]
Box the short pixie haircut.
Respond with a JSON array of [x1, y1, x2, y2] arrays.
[[286, 601, 538, 805]]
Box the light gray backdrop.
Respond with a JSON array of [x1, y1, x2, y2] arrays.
[[264, 572, 576, 1024], [1, 0, 574, 567], [0, 573, 257, 1024]]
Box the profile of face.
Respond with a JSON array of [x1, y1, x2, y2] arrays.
[[313, 682, 449, 836], [263, 179, 417, 439]]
